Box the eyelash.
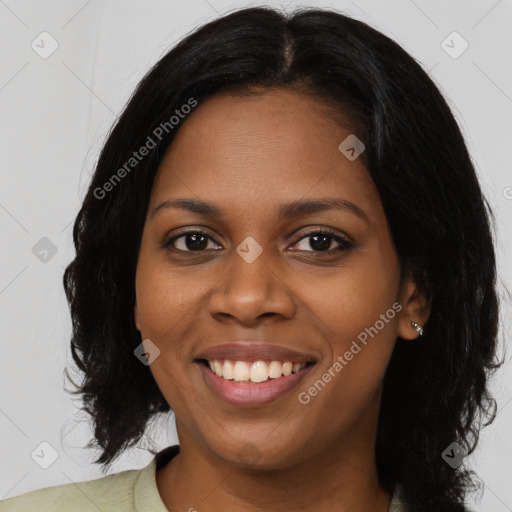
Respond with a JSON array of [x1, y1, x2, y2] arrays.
[[162, 228, 354, 255]]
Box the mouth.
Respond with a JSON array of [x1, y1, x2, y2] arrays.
[[194, 358, 317, 407], [195, 358, 316, 383]]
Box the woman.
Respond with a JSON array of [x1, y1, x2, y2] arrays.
[[1, 6, 501, 512]]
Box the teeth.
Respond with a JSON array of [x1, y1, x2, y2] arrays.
[[282, 362, 293, 376], [206, 359, 308, 383], [268, 361, 283, 378], [233, 361, 250, 382], [249, 360, 267, 383], [223, 360, 234, 380]]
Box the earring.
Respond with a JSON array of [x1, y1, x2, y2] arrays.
[[411, 321, 424, 336]]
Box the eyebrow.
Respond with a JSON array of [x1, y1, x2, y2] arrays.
[[150, 197, 370, 224]]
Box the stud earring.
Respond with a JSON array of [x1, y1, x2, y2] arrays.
[[411, 321, 423, 336]]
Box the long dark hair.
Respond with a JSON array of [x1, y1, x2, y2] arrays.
[[63, 7, 502, 511]]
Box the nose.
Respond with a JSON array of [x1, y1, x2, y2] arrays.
[[207, 249, 296, 326]]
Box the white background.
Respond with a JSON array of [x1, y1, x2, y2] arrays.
[[0, 0, 511, 510]]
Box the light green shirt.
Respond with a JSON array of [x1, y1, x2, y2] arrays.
[[1, 445, 408, 511]]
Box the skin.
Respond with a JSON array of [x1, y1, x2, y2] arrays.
[[133, 88, 431, 512]]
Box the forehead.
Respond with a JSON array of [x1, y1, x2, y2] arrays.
[[150, 89, 381, 222]]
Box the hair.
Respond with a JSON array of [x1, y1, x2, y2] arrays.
[[63, 6, 503, 511]]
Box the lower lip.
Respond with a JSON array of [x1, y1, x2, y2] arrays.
[[197, 362, 315, 407]]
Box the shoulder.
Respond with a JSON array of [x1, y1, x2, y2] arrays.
[[1, 445, 179, 512], [0, 466, 143, 512]]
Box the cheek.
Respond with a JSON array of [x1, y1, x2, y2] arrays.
[[134, 260, 201, 409], [135, 253, 204, 339], [301, 249, 400, 391], [300, 288, 398, 432], [306, 253, 399, 343]]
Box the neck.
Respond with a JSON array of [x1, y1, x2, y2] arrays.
[[156, 399, 391, 512]]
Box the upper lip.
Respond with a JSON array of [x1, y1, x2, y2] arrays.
[[194, 342, 318, 364]]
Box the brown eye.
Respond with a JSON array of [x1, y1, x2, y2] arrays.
[[164, 231, 221, 252], [292, 230, 353, 253]]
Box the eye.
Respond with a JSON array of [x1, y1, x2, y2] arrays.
[[291, 229, 353, 253], [162, 228, 353, 255], [163, 230, 222, 252]]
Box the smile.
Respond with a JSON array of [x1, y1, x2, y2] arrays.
[[202, 359, 314, 383], [196, 359, 316, 407]]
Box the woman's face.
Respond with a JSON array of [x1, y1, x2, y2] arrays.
[[134, 88, 427, 468]]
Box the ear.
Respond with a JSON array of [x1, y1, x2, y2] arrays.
[[134, 302, 141, 332], [396, 271, 431, 340]]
